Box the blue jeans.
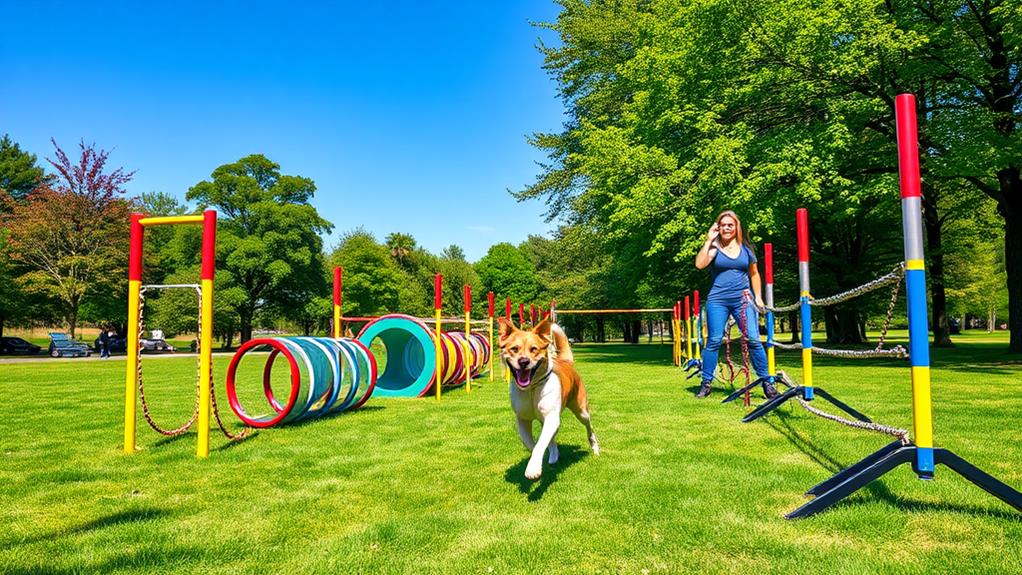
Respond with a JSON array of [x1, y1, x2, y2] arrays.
[[700, 293, 770, 382]]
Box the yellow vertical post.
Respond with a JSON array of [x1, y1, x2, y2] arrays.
[[434, 274, 443, 401], [464, 284, 473, 393], [196, 210, 216, 458], [333, 267, 342, 339], [124, 213, 144, 454], [488, 292, 495, 382], [684, 296, 692, 360]]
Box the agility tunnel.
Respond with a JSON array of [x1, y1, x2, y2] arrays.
[[356, 314, 491, 398], [225, 336, 377, 428]]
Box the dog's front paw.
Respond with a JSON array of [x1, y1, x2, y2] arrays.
[[524, 461, 542, 481]]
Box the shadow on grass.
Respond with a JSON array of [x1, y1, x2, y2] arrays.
[[6, 508, 173, 547], [761, 411, 1022, 520], [504, 444, 589, 502]]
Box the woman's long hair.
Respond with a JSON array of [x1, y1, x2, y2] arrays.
[[715, 210, 755, 252]]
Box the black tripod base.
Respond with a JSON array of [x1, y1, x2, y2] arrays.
[[741, 386, 872, 424], [787, 443, 1022, 519], [721, 377, 768, 404]]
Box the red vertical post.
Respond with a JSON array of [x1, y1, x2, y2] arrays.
[[129, 213, 144, 282], [201, 210, 216, 281], [505, 297, 512, 319], [463, 284, 472, 314], [333, 267, 342, 307], [487, 292, 494, 318], [797, 208, 810, 265], [518, 303, 525, 326], [434, 274, 443, 310]]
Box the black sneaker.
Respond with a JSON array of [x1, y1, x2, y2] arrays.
[[762, 377, 780, 399], [695, 381, 712, 398]]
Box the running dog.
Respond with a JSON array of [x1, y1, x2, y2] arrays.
[[498, 317, 599, 481]]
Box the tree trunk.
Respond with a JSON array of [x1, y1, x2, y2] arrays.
[[923, 190, 952, 347], [631, 319, 641, 343], [67, 299, 79, 339], [647, 319, 654, 343], [1002, 176, 1022, 352], [788, 310, 799, 343], [596, 317, 605, 343], [239, 307, 253, 344], [825, 307, 863, 344]]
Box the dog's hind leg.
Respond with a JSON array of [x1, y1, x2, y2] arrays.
[[569, 404, 600, 456], [516, 417, 536, 451]]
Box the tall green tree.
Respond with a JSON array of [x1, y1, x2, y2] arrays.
[[475, 243, 541, 304], [3, 140, 132, 338], [186, 155, 332, 343], [0, 135, 48, 203], [331, 229, 405, 316]]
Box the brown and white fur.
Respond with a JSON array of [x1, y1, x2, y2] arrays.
[[498, 317, 599, 481]]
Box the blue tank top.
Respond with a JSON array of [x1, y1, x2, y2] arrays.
[[708, 243, 756, 301]]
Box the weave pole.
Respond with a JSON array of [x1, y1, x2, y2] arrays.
[[333, 267, 343, 339], [518, 303, 525, 327], [764, 243, 776, 374], [797, 209, 814, 400], [684, 296, 692, 360], [693, 290, 702, 357], [673, 301, 681, 366], [490, 292, 498, 381], [505, 297, 512, 379], [464, 284, 473, 393], [434, 274, 443, 401]]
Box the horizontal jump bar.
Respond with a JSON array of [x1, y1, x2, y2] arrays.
[[138, 215, 205, 226], [555, 308, 674, 314]]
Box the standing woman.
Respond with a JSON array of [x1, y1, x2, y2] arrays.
[[693, 211, 777, 399]]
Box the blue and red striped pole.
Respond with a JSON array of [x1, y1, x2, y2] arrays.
[[896, 93, 934, 477], [797, 208, 814, 400]]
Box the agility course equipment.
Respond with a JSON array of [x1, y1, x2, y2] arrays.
[[225, 336, 376, 427], [124, 210, 249, 458], [741, 94, 1022, 518], [333, 268, 493, 400]]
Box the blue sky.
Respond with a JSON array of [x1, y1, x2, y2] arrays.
[[0, 1, 565, 261]]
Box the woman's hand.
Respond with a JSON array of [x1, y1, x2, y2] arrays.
[[755, 295, 765, 310], [706, 223, 720, 243]]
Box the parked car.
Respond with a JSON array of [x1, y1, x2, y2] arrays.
[[93, 334, 174, 353], [94, 335, 127, 353], [0, 336, 42, 355], [47, 333, 92, 358], [140, 337, 175, 352]]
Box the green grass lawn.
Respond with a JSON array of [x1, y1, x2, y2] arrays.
[[2, 332, 1021, 574]]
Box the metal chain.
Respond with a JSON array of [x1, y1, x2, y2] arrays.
[[766, 339, 906, 358], [809, 264, 905, 308], [776, 372, 911, 444], [738, 293, 753, 407], [722, 318, 737, 384], [137, 288, 200, 436], [874, 265, 904, 352], [766, 263, 905, 312], [136, 287, 250, 441]]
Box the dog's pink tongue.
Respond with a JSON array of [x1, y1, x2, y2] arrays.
[[515, 368, 531, 387]]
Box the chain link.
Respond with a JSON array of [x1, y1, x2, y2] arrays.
[[136, 287, 251, 441], [137, 288, 199, 436], [766, 263, 905, 312], [776, 372, 911, 444]]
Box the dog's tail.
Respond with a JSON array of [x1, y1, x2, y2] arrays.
[[550, 323, 574, 364]]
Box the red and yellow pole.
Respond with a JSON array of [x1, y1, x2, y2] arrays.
[[333, 266, 342, 339], [530, 304, 537, 327], [124, 213, 144, 454], [693, 290, 701, 357], [435, 274, 443, 401], [504, 297, 512, 379], [684, 295, 692, 360], [518, 303, 525, 327], [487, 292, 495, 382], [197, 210, 216, 458], [464, 284, 473, 393]]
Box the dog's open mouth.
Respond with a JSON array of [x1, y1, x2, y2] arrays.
[[509, 363, 539, 388]]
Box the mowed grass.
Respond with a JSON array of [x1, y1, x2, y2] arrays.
[[2, 332, 1021, 574]]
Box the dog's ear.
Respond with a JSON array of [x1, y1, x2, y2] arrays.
[[532, 317, 552, 342], [497, 317, 517, 345]]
